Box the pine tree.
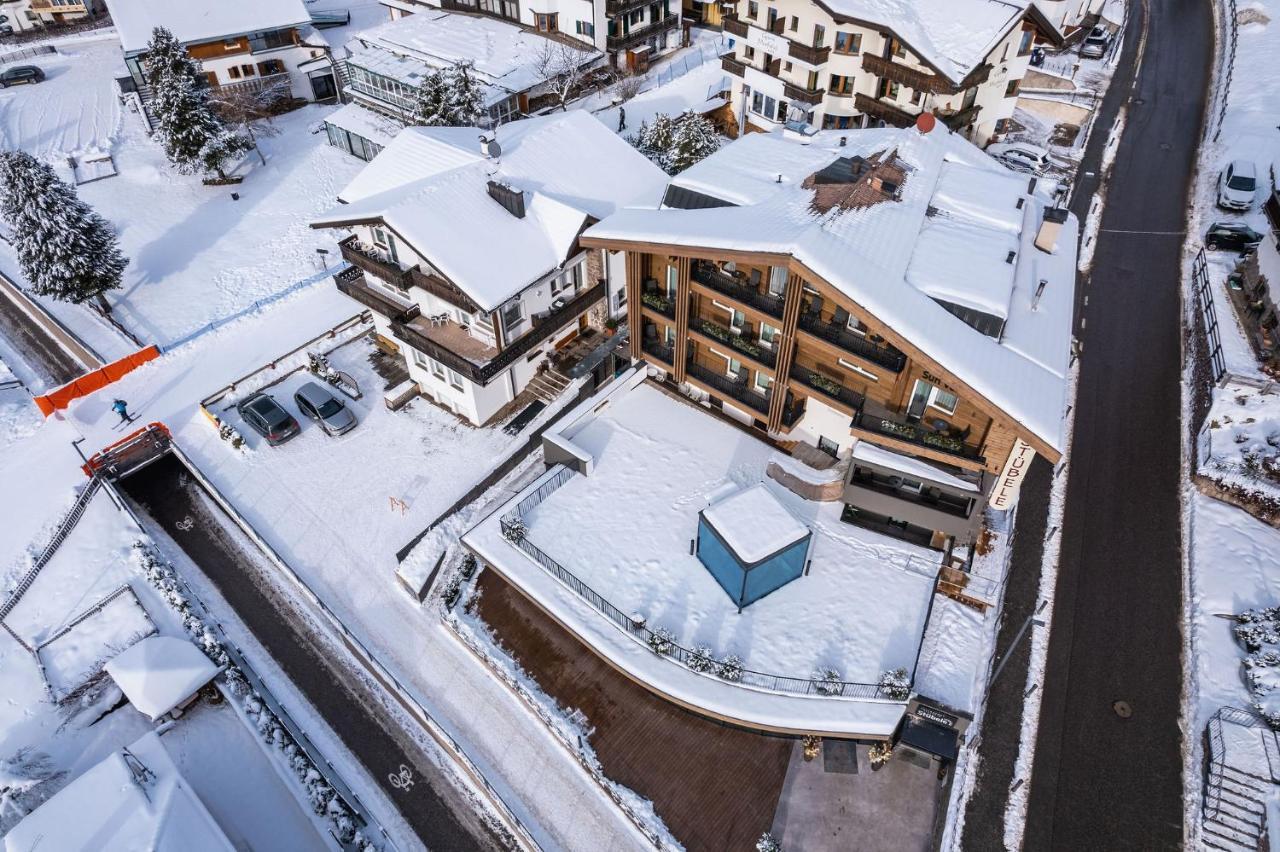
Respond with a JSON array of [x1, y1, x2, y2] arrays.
[[410, 67, 450, 126], [444, 61, 485, 126], [0, 152, 127, 313], [144, 26, 250, 177], [629, 113, 676, 162], [664, 111, 722, 174]]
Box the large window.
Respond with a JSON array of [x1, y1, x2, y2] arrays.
[[834, 32, 861, 54], [829, 74, 854, 95], [907, 379, 958, 419], [501, 300, 525, 337], [324, 122, 383, 162]]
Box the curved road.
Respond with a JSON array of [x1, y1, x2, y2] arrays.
[[1025, 0, 1211, 847]]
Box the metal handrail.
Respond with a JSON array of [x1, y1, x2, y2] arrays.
[[796, 311, 907, 372]]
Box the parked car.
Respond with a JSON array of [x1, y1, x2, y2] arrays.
[[1080, 26, 1110, 59], [987, 142, 1051, 173], [237, 393, 300, 445], [293, 381, 357, 436], [1205, 222, 1263, 253], [0, 66, 46, 88], [1217, 159, 1258, 211]]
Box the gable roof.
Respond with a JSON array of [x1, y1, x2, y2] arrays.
[[582, 126, 1078, 454], [106, 0, 312, 55], [313, 110, 667, 312]]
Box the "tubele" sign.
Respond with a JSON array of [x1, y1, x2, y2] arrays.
[[989, 439, 1035, 510]]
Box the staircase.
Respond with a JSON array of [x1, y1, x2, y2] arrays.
[[1203, 707, 1278, 851], [524, 367, 571, 403]]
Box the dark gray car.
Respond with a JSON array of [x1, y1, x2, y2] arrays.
[[294, 381, 357, 436], [237, 393, 300, 445], [0, 66, 46, 88]]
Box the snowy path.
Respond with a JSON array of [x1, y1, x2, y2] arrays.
[[0, 37, 123, 157]]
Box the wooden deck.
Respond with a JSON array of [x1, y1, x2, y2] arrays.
[[473, 570, 795, 852]]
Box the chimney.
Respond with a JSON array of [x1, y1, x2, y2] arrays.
[[487, 180, 526, 219], [1035, 207, 1069, 253]]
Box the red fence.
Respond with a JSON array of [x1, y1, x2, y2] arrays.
[[33, 345, 161, 416]]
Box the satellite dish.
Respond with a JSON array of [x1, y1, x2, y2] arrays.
[[485, 139, 503, 160], [915, 112, 937, 135]]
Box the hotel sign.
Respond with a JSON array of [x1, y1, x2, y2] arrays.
[[989, 439, 1035, 511], [746, 25, 788, 57], [915, 705, 957, 729]]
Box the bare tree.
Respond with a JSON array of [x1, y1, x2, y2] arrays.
[[209, 76, 294, 165], [532, 40, 593, 112]]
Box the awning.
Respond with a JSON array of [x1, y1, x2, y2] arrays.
[[898, 716, 960, 761]]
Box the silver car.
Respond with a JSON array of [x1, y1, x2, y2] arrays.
[[293, 381, 357, 436]]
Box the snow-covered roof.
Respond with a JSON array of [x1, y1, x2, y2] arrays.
[[323, 102, 401, 147], [2, 732, 234, 852], [703, 484, 809, 563], [346, 10, 600, 108], [584, 126, 1078, 453], [106, 0, 312, 55], [852, 440, 981, 492], [105, 635, 220, 721], [818, 0, 1036, 81], [313, 111, 667, 312]]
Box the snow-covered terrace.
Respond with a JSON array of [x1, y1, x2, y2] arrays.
[[464, 371, 941, 737]]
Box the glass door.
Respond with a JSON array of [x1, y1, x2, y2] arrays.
[[906, 379, 931, 421]]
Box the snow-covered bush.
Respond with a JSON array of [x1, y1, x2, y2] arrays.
[[647, 627, 675, 656], [878, 668, 911, 700], [502, 517, 528, 544], [1236, 607, 1280, 651], [460, 552, 478, 579], [629, 111, 722, 174], [812, 668, 844, 696], [1234, 606, 1280, 728], [756, 832, 783, 852], [688, 644, 715, 673], [717, 654, 743, 683]]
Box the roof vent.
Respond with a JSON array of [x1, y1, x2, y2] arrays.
[[1016, 197, 1025, 209], [1035, 207, 1069, 253], [1027, 176, 1038, 194], [487, 180, 526, 219]]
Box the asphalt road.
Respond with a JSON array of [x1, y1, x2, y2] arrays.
[[121, 455, 504, 852], [0, 286, 83, 386], [1024, 0, 1212, 847]]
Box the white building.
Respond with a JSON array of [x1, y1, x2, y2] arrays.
[[312, 110, 667, 426], [2, 0, 102, 31], [341, 10, 603, 129], [104, 0, 339, 102], [719, 0, 1062, 144], [371, 0, 683, 70]]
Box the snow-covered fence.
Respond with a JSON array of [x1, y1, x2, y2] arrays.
[[1207, 0, 1239, 142], [497, 464, 900, 702], [0, 44, 55, 64], [0, 477, 102, 622], [642, 38, 729, 92], [1192, 248, 1227, 383]]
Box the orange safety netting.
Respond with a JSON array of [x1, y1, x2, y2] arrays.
[[33, 345, 161, 416]]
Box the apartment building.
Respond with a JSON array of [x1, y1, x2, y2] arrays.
[[106, 0, 338, 102], [340, 10, 602, 130], [717, 0, 1061, 144], [581, 118, 1078, 551], [312, 111, 666, 426], [373, 0, 682, 70]]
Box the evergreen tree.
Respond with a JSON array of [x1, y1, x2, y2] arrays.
[[144, 26, 251, 178], [629, 113, 676, 163], [410, 67, 450, 126], [664, 111, 722, 174], [0, 152, 127, 313], [444, 61, 485, 126]]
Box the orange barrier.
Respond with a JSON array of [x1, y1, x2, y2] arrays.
[[34, 345, 161, 416]]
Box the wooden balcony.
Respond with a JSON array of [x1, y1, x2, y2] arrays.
[[796, 311, 907, 372], [409, 267, 482, 315], [691, 261, 785, 320], [861, 54, 992, 96], [334, 267, 420, 324], [685, 358, 771, 415], [605, 0, 652, 15], [853, 93, 915, 128], [607, 14, 679, 52], [690, 317, 778, 370], [939, 103, 983, 130], [788, 40, 831, 66], [722, 15, 748, 37], [338, 235, 413, 289], [788, 364, 865, 413], [783, 81, 825, 105], [721, 55, 747, 78]]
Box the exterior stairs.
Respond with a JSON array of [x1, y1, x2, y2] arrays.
[[525, 368, 571, 403], [1203, 707, 1278, 851]]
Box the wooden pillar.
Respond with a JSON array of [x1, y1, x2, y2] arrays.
[[673, 256, 691, 383], [767, 268, 806, 432], [626, 251, 644, 362]]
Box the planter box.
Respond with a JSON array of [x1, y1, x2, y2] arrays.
[[384, 379, 419, 412]]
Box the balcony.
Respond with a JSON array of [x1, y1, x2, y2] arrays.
[[796, 312, 906, 373], [788, 364, 865, 412], [721, 55, 747, 78], [641, 337, 675, 365], [861, 54, 947, 95], [30, 0, 89, 10], [338, 235, 413, 290], [853, 93, 915, 128], [685, 359, 771, 415], [334, 266, 421, 324], [409, 267, 482, 315], [691, 317, 778, 369], [607, 14, 679, 52], [722, 15, 748, 37], [783, 80, 825, 105], [640, 288, 676, 319], [788, 40, 830, 66], [850, 405, 985, 464], [939, 103, 983, 131], [605, 0, 652, 15], [780, 397, 805, 428], [213, 72, 292, 101], [691, 261, 785, 320]]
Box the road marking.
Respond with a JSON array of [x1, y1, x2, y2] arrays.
[[175, 516, 194, 531], [388, 764, 415, 791]]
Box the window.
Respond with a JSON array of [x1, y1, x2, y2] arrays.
[[729, 308, 745, 330], [726, 356, 743, 377], [755, 371, 773, 393], [744, 45, 756, 62], [783, 61, 793, 73], [614, 287, 627, 310], [627, 9, 644, 26], [768, 265, 787, 296], [747, 0, 758, 18], [759, 323, 779, 347], [371, 227, 398, 263], [886, 81, 901, 100], [535, 12, 558, 32], [666, 264, 678, 296], [228, 66, 242, 79], [411, 348, 431, 370], [910, 89, 922, 105], [501, 300, 524, 335], [822, 114, 854, 129], [223, 38, 241, 50], [447, 368, 466, 390], [813, 25, 825, 48], [829, 74, 854, 95], [241, 64, 255, 77], [890, 38, 906, 59], [1018, 29, 1034, 56], [931, 388, 958, 414], [1005, 78, 1021, 97], [429, 358, 446, 379], [789, 15, 798, 31], [817, 436, 839, 457], [834, 32, 861, 54], [766, 7, 778, 30], [576, 20, 594, 37], [257, 59, 285, 76], [664, 325, 676, 344], [907, 379, 958, 418]]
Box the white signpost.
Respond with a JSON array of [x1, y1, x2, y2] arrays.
[[989, 438, 1036, 510]]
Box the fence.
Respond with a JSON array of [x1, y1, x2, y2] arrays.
[[642, 37, 729, 92], [1207, 0, 1238, 142], [0, 44, 55, 64], [1192, 248, 1227, 382], [33, 583, 139, 651], [498, 464, 898, 701], [0, 476, 102, 621]]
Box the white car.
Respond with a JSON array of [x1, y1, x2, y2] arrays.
[[1080, 26, 1110, 59], [986, 142, 1051, 174], [1217, 159, 1257, 211]]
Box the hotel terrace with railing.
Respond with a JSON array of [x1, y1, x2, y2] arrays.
[[716, 0, 1061, 143], [582, 121, 1078, 553]]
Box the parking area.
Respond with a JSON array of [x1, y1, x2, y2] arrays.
[[0, 36, 123, 157]]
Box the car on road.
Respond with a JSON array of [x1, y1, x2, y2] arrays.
[[0, 66, 46, 88], [1205, 222, 1263, 253], [1080, 26, 1111, 59], [987, 142, 1051, 174], [293, 381, 357, 436], [237, 393, 300, 445], [1217, 159, 1257, 211]]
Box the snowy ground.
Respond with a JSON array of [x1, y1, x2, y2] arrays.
[[0, 353, 40, 450]]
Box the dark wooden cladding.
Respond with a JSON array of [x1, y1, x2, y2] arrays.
[[853, 92, 915, 127]]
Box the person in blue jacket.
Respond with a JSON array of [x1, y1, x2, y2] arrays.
[[112, 398, 131, 425]]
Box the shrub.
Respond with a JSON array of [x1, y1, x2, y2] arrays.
[[647, 627, 675, 655], [879, 667, 911, 700], [718, 654, 743, 682], [811, 668, 844, 696], [688, 644, 715, 673], [757, 832, 783, 852]]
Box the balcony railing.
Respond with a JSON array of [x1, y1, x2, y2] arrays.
[[851, 409, 986, 464], [721, 55, 747, 78], [640, 290, 676, 319], [685, 359, 771, 414], [783, 80, 825, 105], [939, 103, 983, 130], [847, 470, 974, 520], [722, 15, 748, 37], [691, 262, 785, 319], [607, 14, 679, 52], [788, 40, 830, 66], [789, 364, 865, 411], [334, 267, 421, 324], [692, 318, 778, 369], [605, 0, 652, 15], [409, 267, 482, 315], [853, 93, 915, 128], [338, 235, 413, 289], [796, 312, 907, 372], [641, 338, 675, 364], [212, 72, 292, 102]]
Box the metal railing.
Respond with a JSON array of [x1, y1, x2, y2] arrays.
[[789, 364, 865, 411], [1193, 248, 1226, 382], [607, 14, 679, 52], [338, 235, 413, 289], [685, 359, 771, 414], [335, 267, 420, 324], [796, 312, 907, 372], [692, 318, 778, 369], [641, 338, 675, 364], [691, 262, 785, 319], [640, 290, 676, 319], [500, 465, 897, 701], [851, 409, 986, 463]]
